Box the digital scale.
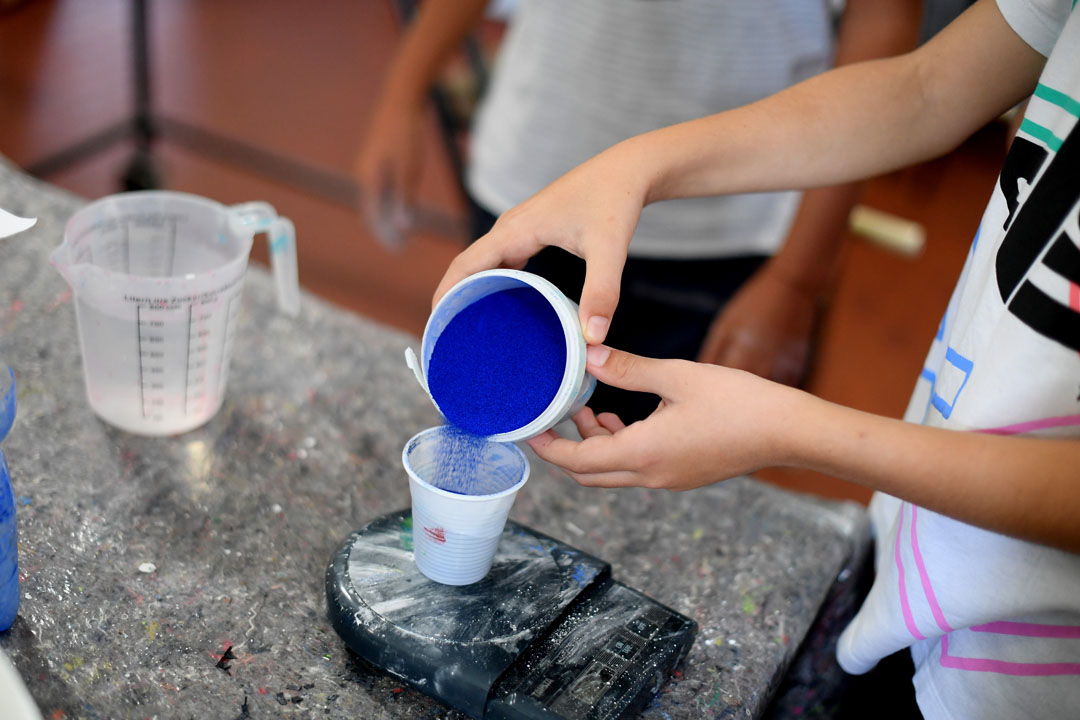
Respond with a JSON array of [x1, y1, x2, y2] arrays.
[[326, 510, 697, 719]]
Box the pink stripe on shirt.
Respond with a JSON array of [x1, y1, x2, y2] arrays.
[[901, 508, 1080, 675], [940, 634, 1080, 676], [910, 506, 955, 634], [896, 503, 926, 641], [977, 414, 1080, 435], [972, 621, 1080, 639], [1072, 281, 1080, 359]]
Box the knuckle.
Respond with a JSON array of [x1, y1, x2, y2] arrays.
[[561, 453, 591, 475], [494, 208, 527, 235], [641, 474, 666, 490], [608, 351, 638, 380], [571, 472, 599, 488]]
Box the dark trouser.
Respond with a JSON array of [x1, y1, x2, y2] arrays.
[[835, 649, 921, 719], [469, 198, 768, 424]]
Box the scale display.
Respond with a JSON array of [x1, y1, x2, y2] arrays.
[[326, 511, 697, 719]]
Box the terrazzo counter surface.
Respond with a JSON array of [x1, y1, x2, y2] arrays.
[[0, 161, 870, 719]]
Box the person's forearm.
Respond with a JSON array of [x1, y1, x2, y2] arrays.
[[377, 0, 490, 107], [768, 0, 920, 296], [785, 392, 1080, 553], [767, 185, 859, 298], [610, 0, 1044, 207]]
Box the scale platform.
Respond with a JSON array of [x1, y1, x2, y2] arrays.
[[326, 510, 697, 719]]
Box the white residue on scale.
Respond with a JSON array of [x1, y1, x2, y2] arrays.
[[370, 596, 417, 615]]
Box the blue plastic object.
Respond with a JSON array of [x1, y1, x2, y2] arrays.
[[0, 364, 18, 631]]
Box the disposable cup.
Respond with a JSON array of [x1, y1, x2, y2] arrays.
[[403, 426, 529, 585], [404, 269, 596, 442]]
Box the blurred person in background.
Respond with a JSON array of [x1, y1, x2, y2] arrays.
[[357, 0, 920, 422]]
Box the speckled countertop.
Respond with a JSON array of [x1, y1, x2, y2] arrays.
[[0, 160, 870, 719]]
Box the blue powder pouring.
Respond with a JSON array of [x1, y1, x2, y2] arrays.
[[424, 425, 523, 496], [427, 426, 490, 495], [424, 286, 565, 495], [428, 287, 566, 436]]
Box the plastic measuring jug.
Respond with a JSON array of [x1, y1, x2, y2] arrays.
[[52, 191, 300, 436], [405, 269, 596, 442]]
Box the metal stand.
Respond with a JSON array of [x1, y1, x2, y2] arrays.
[[25, 0, 484, 237]]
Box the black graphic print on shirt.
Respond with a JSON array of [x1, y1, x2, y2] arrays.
[[995, 124, 1080, 351]]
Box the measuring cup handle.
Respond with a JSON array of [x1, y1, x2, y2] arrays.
[[268, 217, 300, 317], [230, 203, 301, 317]]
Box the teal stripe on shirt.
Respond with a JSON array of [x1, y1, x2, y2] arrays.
[[1034, 83, 1080, 117], [1020, 118, 1064, 152]]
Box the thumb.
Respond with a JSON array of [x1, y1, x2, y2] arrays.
[[579, 242, 625, 344], [586, 345, 680, 398]]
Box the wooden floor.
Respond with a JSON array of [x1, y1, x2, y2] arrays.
[[0, 0, 1008, 504]]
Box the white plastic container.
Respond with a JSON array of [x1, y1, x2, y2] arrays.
[[52, 191, 300, 436], [404, 426, 529, 585], [404, 269, 596, 442]]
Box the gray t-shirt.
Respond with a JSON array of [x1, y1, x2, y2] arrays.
[[467, 0, 835, 258]]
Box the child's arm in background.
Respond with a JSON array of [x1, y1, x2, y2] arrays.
[[434, 0, 1047, 344], [698, 0, 922, 384], [355, 0, 489, 244], [529, 347, 1080, 555]]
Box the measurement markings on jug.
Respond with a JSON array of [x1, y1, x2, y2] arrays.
[[124, 270, 243, 425], [183, 305, 193, 416], [137, 306, 170, 422], [136, 306, 146, 419], [186, 306, 213, 417]]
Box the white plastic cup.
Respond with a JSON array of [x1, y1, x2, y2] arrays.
[[404, 269, 596, 442], [51, 191, 300, 436], [404, 426, 529, 585]]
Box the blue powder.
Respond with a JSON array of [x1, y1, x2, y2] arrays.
[[424, 425, 524, 496], [428, 286, 566, 437], [427, 426, 489, 495]]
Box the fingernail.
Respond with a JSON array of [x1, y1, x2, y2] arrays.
[[587, 344, 611, 367], [585, 316, 609, 343]]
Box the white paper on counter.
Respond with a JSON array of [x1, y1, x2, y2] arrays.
[[0, 208, 37, 239]]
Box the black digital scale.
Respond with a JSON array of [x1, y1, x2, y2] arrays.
[[326, 510, 697, 719]]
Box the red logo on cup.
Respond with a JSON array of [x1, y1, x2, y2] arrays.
[[424, 527, 446, 544]]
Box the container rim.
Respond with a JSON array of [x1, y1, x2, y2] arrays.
[[56, 190, 254, 284], [419, 269, 587, 442], [401, 426, 530, 501]]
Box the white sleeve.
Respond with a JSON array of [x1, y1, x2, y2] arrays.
[[994, 0, 1072, 56]]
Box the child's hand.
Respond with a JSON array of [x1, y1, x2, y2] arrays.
[[697, 263, 816, 386], [433, 149, 649, 344], [355, 96, 424, 250], [527, 345, 805, 490]]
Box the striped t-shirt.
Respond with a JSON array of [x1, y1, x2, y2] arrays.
[[837, 2, 1080, 717], [466, 0, 835, 258]]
